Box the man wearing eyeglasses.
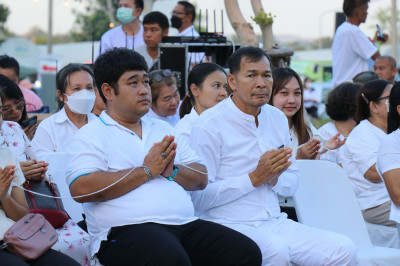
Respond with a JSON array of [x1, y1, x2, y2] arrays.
[[97, 0, 145, 58], [66, 48, 262, 265]]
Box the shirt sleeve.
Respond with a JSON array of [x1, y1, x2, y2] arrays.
[[350, 28, 378, 60], [377, 134, 400, 174], [188, 123, 257, 212], [31, 121, 56, 155], [346, 130, 377, 175]]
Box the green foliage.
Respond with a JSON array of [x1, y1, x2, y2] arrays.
[[0, 3, 10, 28], [372, 7, 400, 32], [251, 8, 275, 26], [71, 0, 119, 42]]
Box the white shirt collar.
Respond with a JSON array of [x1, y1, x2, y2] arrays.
[[99, 111, 154, 135], [227, 96, 264, 122]]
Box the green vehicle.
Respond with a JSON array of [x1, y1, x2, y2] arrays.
[[291, 60, 332, 83]]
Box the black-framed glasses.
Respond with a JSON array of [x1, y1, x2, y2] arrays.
[[2, 99, 25, 116], [149, 69, 173, 83], [375, 95, 390, 102]]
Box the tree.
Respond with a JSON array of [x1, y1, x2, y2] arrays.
[[71, 0, 119, 42], [0, 3, 10, 29]]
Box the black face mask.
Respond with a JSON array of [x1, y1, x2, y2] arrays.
[[171, 15, 182, 29]]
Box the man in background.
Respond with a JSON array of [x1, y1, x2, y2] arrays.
[[374, 55, 397, 84]]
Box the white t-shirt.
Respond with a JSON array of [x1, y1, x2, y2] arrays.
[[303, 88, 319, 109], [97, 24, 145, 57], [189, 97, 299, 224], [66, 111, 200, 256], [340, 119, 390, 210], [332, 22, 378, 87], [318, 122, 346, 164], [177, 25, 205, 64], [32, 108, 97, 154], [0, 147, 25, 240], [175, 107, 199, 143], [145, 107, 181, 127], [377, 129, 400, 223], [135, 45, 157, 70]]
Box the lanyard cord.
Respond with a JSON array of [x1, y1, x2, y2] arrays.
[[125, 31, 135, 50], [15, 163, 207, 199]]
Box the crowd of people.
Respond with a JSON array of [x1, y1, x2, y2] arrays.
[[1, 0, 400, 265]]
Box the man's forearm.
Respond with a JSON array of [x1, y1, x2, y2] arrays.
[[173, 163, 207, 191]]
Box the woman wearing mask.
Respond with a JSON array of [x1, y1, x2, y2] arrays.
[[340, 79, 395, 227], [175, 63, 227, 142], [32, 64, 97, 154]]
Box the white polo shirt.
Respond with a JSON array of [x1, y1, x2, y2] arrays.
[[340, 119, 390, 210], [318, 122, 346, 164], [145, 107, 181, 127], [97, 24, 145, 57], [31, 108, 97, 154], [66, 111, 200, 256], [332, 22, 378, 87], [175, 107, 199, 143], [377, 129, 400, 223], [189, 97, 299, 224]]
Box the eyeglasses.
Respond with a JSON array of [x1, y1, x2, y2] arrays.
[[172, 11, 186, 17], [2, 100, 25, 117], [149, 69, 173, 83], [376, 95, 390, 102]]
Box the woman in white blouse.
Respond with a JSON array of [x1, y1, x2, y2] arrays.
[[175, 63, 228, 142], [268, 68, 343, 159], [318, 82, 360, 165], [377, 82, 400, 231], [32, 64, 97, 154], [341, 79, 395, 227]]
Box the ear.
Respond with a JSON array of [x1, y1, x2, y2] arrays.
[[397, 105, 400, 116], [227, 73, 237, 92], [190, 83, 199, 97], [101, 83, 115, 103], [163, 28, 169, 36], [369, 101, 379, 114], [56, 90, 65, 102]]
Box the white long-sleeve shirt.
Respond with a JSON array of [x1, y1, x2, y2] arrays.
[[174, 107, 199, 143], [189, 97, 299, 224]]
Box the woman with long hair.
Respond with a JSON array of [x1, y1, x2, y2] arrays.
[[175, 63, 227, 142], [341, 79, 395, 227]]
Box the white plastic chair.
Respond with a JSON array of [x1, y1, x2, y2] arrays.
[[292, 160, 400, 265]]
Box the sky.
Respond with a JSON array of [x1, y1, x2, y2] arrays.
[[1, 0, 396, 41]]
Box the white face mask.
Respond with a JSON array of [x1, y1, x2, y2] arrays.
[[64, 90, 95, 114]]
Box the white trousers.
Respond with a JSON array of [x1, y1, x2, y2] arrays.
[[223, 216, 357, 266]]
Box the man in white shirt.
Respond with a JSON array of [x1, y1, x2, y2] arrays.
[[374, 55, 398, 85], [332, 0, 387, 87], [97, 0, 145, 57], [189, 47, 357, 265], [172, 1, 205, 65], [66, 47, 262, 265], [135, 11, 169, 71]]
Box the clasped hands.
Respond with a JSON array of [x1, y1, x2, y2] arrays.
[[143, 135, 177, 179], [249, 147, 293, 187]]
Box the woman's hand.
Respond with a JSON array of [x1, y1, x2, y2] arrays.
[[323, 133, 346, 151], [296, 139, 321, 160], [23, 124, 37, 140], [20, 160, 48, 180], [0, 165, 16, 201]]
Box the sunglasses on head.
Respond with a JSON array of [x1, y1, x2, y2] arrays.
[[149, 69, 173, 83]]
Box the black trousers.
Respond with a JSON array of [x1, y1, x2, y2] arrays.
[[0, 248, 80, 266], [97, 219, 262, 266]]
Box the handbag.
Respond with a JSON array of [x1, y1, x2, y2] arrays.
[[24, 180, 70, 229], [1, 213, 58, 261]]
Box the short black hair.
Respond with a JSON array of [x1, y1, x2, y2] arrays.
[[228, 47, 269, 75], [134, 0, 144, 10], [356, 79, 391, 122], [178, 1, 196, 22], [388, 82, 400, 134], [326, 82, 360, 121], [0, 54, 20, 77], [143, 11, 169, 31], [343, 0, 370, 17], [56, 63, 94, 110], [352, 70, 379, 85], [94, 48, 148, 104]]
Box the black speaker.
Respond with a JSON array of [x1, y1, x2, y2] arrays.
[[335, 12, 346, 33]]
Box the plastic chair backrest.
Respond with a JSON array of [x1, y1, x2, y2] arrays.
[[292, 159, 372, 249]]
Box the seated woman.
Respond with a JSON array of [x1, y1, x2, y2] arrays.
[[145, 69, 181, 126], [268, 68, 343, 159], [175, 63, 227, 142], [0, 75, 36, 140], [318, 82, 360, 165], [377, 82, 400, 232], [340, 79, 395, 227], [0, 95, 80, 266]]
